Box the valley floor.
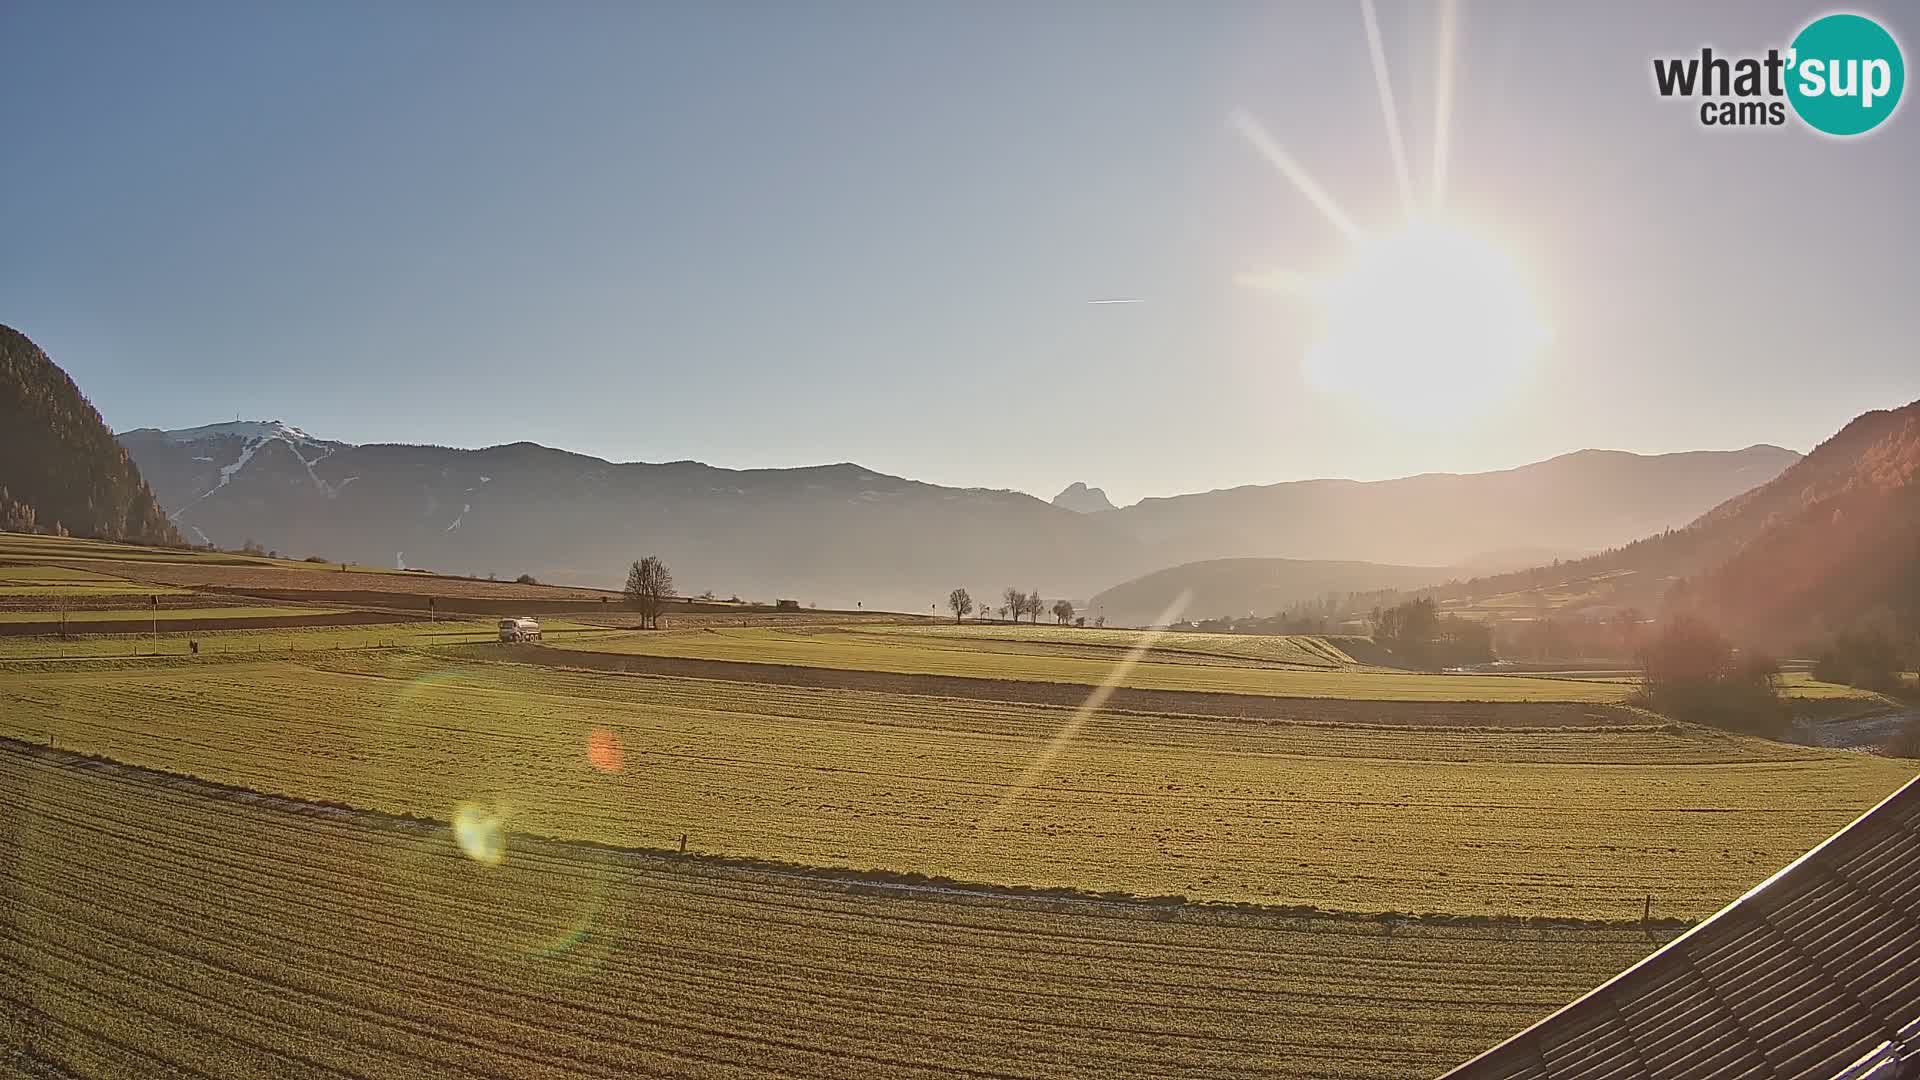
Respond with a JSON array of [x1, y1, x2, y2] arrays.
[[1, 536, 1913, 1079]]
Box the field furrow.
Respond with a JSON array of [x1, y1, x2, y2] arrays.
[[0, 744, 1664, 1079]]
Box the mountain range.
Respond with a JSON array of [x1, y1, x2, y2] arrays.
[[117, 417, 1799, 611]]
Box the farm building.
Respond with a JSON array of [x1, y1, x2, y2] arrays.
[[1441, 774, 1920, 1079]]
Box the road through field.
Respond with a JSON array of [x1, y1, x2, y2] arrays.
[[2, 651, 1908, 918], [0, 740, 1668, 1080]]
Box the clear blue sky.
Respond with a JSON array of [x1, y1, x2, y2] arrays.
[[4, 1, 1915, 504]]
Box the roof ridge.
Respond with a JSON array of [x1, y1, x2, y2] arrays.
[[1440, 772, 1920, 1078]]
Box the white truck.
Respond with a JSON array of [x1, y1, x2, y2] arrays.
[[497, 617, 542, 643]]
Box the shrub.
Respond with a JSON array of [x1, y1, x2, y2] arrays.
[[1633, 616, 1790, 738], [303, 555, 330, 563], [1368, 597, 1494, 668], [1886, 717, 1920, 759], [514, 573, 538, 585], [1812, 629, 1902, 691]]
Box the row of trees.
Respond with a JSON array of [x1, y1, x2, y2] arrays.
[[1368, 597, 1494, 668], [946, 587, 1082, 625]]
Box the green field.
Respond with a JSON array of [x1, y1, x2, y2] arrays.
[[550, 625, 1639, 702], [2, 649, 1905, 918], [0, 620, 610, 659], [0, 531, 392, 572], [0, 605, 339, 624], [0, 563, 192, 598], [879, 623, 1366, 666], [0, 743, 1666, 1080]]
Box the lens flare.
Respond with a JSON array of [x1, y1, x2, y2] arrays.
[[453, 802, 507, 865], [587, 727, 625, 773], [969, 591, 1191, 847]]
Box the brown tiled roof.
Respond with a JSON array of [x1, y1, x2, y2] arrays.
[[1440, 773, 1920, 1080]]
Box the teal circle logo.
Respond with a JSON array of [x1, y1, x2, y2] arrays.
[[1786, 13, 1904, 135]]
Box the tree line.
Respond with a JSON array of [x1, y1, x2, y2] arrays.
[[1367, 597, 1494, 668], [947, 587, 1089, 626]]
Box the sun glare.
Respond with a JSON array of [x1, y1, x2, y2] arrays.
[[1236, 1, 1549, 423], [1301, 219, 1549, 419]]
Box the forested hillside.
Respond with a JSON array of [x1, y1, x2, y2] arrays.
[[1430, 400, 1920, 652], [0, 324, 178, 545]]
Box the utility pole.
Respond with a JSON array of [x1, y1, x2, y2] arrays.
[[151, 594, 159, 655]]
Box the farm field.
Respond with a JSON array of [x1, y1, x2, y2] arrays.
[[0, 620, 609, 659], [2, 649, 1907, 918], [0, 741, 1667, 1080], [0, 563, 193, 599], [66, 558, 624, 601], [878, 624, 1367, 667], [548, 625, 1639, 702], [0, 605, 338, 624], [0, 533, 623, 601], [0, 531, 391, 572]]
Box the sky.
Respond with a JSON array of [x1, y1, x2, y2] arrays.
[[3, 0, 1916, 505]]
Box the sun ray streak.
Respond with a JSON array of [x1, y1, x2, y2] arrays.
[[1228, 109, 1359, 240], [967, 591, 1192, 848], [1432, 0, 1459, 209], [1361, 0, 1415, 220]]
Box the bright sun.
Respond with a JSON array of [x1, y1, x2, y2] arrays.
[[1301, 219, 1549, 419], [1231, 1, 1552, 424]]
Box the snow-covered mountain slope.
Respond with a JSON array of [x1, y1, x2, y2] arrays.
[[116, 421, 354, 533]]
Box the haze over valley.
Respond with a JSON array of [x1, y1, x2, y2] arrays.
[[117, 411, 1798, 613]]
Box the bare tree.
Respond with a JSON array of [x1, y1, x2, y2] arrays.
[[1025, 588, 1044, 624], [948, 587, 974, 623], [1003, 587, 1025, 625], [624, 555, 676, 629], [1052, 598, 1074, 625]]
